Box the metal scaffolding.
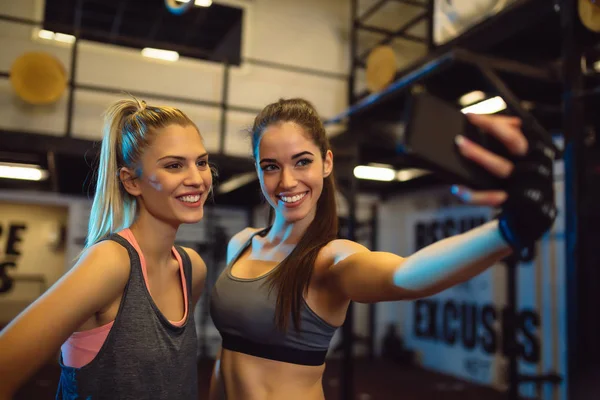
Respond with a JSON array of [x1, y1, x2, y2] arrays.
[[333, 0, 597, 398]]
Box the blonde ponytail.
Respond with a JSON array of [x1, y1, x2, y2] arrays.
[[84, 97, 198, 250]]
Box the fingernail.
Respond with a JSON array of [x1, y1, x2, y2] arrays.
[[451, 185, 471, 202], [455, 135, 465, 146]]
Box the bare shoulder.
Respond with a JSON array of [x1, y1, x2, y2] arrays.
[[324, 239, 371, 264], [180, 247, 206, 273], [315, 239, 371, 275], [226, 227, 263, 264], [68, 239, 133, 306], [77, 239, 131, 282]]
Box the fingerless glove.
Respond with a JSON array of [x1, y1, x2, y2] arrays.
[[497, 139, 558, 261]]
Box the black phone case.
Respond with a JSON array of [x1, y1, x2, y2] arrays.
[[403, 93, 512, 191]]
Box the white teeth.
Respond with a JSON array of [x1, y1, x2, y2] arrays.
[[280, 193, 306, 203], [178, 195, 200, 203]]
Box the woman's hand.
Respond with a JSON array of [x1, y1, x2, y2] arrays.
[[450, 113, 527, 206], [451, 113, 557, 260]]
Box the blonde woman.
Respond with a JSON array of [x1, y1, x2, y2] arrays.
[[0, 98, 212, 400]]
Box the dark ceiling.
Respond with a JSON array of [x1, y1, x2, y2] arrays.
[[43, 0, 244, 64]]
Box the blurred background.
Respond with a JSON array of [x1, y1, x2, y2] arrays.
[[1, 0, 599, 399]]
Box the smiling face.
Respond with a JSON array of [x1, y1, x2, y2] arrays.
[[120, 123, 212, 227], [256, 121, 333, 224]]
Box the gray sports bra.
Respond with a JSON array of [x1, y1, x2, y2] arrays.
[[209, 228, 338, 366]]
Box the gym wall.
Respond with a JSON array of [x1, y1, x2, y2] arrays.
[[0, 0, 351, 151], [374, 156, 567, 400], [0, 200, 68, 325]]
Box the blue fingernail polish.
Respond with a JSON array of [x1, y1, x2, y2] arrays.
[[451, 185, 459, 195]]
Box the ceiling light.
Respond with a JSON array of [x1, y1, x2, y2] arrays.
[[396, 168, 430, 182], [36, 29, 75, 43], [0, 162, 49, 181], [37, 29, 55, 40], [141, 48, 179, 62], [594, 60, 600, 72], [368, 162, 394, 169], [176, 0, 213, 6], [353, 165, 396, 181], [54, 32, 76, 44], [458, 90, 486, 107], [461, 96, 507, 115]]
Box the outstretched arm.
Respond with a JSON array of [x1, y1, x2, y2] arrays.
[[327, 220, 509, 303], [327, 113, 555, 303]]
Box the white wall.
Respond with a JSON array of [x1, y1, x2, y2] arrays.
[[0, 191, 87, 325], [0, 0, 353, 157], [0, 201, 67, 324], [0, 0, 436, 147]]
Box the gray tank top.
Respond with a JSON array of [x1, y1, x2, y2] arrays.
[[55, 234, 198, 400], [210, 228, 338, 366]]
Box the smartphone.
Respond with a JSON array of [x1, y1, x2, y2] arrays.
[[402, 92, 512, 191]]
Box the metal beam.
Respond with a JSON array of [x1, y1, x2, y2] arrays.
[[341, 1, 359, 399], [325, 49, 457, 125], [349, 0, 359, 105], [325, 41, 562, 127], [0, 130, 98, 157], [560, 0, 586, 398], [358, 11, 428, 61], [357, 23, 426, 44], [394, 0, 428, 8], [73, 81, 262, 114], [0, 129, 256, 169], [477, 65, 556, 148], [243, 58, 347, 80], [455, 49, 558, 82], [357, 0, 390, 23], [219, 62, 230, 154], [65, 0, 83, 138], [426, 0, 434, 50]]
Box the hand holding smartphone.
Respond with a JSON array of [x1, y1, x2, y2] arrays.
[[403, 93, 514, 191]]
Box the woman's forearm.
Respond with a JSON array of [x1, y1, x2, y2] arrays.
[[393, 220, 511, 297]]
